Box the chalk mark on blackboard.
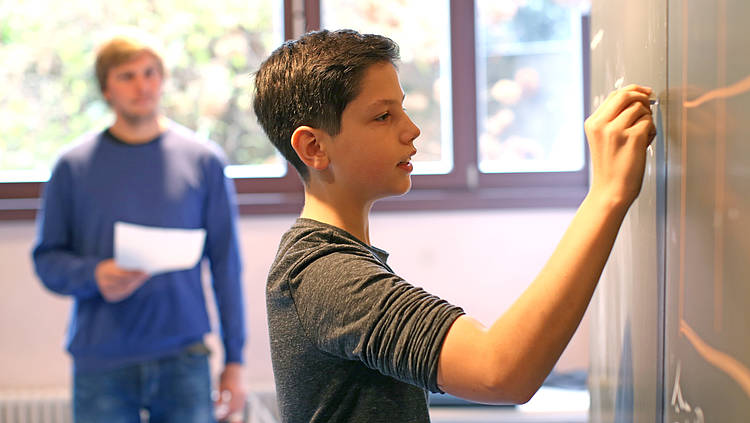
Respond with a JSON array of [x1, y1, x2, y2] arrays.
[[590, 29, 603, 50], [671, 361, 705, 423]]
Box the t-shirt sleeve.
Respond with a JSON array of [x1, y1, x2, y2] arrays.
[[289, 248, 464, 393]]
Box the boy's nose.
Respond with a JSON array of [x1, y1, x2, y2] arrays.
[[402, 116, 421, 144]]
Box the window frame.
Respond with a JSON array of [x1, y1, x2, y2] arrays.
[[0, 0, 590, 220]]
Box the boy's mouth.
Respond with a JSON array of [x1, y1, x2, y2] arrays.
[[397, 150, 417, 170], [399, 151, 417, 164], [397, 159, 414, 172]]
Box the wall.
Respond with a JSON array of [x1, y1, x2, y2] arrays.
[[0, 208, 586, 393]]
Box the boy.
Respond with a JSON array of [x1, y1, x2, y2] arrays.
[[254, 29, 655, 422], [33, 31, 246, 422]]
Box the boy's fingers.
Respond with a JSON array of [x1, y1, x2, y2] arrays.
[[622, 83, 653, 95], [596, 90, 651, 123], [612, 100, 652, 130], [627, 113, 656, 148], [649, 120, 658, 144], [594, 84, 651, 109]]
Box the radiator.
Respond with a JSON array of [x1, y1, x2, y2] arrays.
[[0, 389, 278, 423], [0, 390, 72, 423]]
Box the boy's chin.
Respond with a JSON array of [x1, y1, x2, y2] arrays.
[[374, 183, 412, 202], [393, 181, 413, 197]]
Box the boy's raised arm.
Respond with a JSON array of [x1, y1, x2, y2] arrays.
[[437, 84, 656, 404]]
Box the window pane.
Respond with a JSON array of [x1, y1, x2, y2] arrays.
[[0, 0, 283, 182], [476, 0, 589, 173], [321, 0, 453, 175]]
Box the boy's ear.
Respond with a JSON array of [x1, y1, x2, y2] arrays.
[[291, 126, 330, 171]]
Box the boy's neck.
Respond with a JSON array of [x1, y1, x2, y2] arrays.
[[300, 189, 372, 245]]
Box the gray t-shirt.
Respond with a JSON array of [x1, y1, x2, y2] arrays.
[[267, 218, 465, 422]]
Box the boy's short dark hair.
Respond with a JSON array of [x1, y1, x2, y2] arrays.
[[253, 29, 400, 180]]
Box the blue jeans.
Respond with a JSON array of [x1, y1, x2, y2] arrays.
[[73, 346, 215, 423]]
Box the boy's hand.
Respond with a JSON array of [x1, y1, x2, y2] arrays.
[[584, 84, 656, 207], [95, 258, 149, 302]]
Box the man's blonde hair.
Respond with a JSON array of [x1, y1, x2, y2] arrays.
[[94, 30, 165, 93]]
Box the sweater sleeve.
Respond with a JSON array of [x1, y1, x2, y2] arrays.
[[291, 249, 464, 393], [32, 160, 100, 299], [203, 154, 246, 365]]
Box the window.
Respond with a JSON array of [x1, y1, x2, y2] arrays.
[[0, 0, 591, 219], [316, 0, 591, 210], [1, 0, 283, 181], [321, 0, 453, 175], [476, 0, 586, 174]]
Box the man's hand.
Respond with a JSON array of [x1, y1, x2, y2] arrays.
[[214, 363, 246, 422], [584, 84, 657, 207], [94, 259, 149, 302]]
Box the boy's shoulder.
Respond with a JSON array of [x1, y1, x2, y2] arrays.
[[270, 218, 389, 281], [275, 218, 371, 259]]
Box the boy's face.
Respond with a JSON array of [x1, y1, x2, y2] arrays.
[[325, 62, 421, 202], [103, 52, 163, 123]]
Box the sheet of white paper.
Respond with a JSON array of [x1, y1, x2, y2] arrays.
[[114, 221, 206, 275]]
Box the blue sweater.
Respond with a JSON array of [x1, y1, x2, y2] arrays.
[[32, 122, 245, 373]]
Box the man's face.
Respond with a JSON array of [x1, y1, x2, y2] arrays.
[[102, 52, 163, 123], [324, 62, 422, 203]]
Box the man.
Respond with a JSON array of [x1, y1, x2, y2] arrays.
[[33, 31, 246, 422]]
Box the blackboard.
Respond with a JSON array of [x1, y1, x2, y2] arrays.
[[589, 1, 750, 422]]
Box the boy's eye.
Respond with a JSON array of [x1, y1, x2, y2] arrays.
[[375, 112, 390, 122]]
